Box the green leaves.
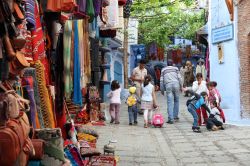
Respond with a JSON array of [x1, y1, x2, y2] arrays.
[[131, 0, 205, 46]]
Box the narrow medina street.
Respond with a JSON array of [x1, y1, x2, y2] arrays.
[[93, 93, 250, 166]]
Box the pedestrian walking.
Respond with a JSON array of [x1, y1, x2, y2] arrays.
[[141, 75, 157, 128], [180, 63, 186, 85], [131, 59, 148, 114], [196, 58, 207, 81], [107, 80, 121, 124], [183, 61, 195, 97], [185, 91, 210, 133], [126, 86, 139, 125], [160, 61, 183, 124]]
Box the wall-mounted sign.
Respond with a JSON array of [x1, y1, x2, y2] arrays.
[[212, 24, 234, 44]]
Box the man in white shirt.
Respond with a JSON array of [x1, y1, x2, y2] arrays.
[[131, 59, 147, 114]]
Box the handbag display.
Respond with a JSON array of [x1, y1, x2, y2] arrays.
[[30, 139, 45, 160], [0, 83, 30, 120], [0, 117, 34, 166], [9, 51, 30, 75]]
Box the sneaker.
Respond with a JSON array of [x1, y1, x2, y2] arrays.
[[193, 128, 201, 133], [134, 121, 138, 124], [129, 123, 132, 125], [166, 120, 174, 124], [110, 119, 114, 124], [192, 126, 201, 133], [174, 117, 180, 121]]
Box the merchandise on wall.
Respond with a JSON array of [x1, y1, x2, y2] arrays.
[[0, 0, 121, 165]]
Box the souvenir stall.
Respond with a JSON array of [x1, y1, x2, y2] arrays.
[[0, 0, 126, 165]]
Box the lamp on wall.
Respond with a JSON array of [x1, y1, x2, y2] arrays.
[[218, 44, 224, 64]]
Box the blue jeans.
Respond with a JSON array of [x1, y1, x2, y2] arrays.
[[165, 83, 180, 121], [128, 105, 138, 123], [187, 104, 198, 127]]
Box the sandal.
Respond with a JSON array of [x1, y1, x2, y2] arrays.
[[144, 124, 148, 128]]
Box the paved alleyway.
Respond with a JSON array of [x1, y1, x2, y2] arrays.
[[93, 93, 250, 166]]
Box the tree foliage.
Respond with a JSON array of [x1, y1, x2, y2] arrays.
[[131, 0, 205, 47]]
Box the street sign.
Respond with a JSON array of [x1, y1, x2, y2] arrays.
[[212, 24, 234, 44]]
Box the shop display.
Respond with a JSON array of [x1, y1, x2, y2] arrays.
[[0, 0, 121, 165]]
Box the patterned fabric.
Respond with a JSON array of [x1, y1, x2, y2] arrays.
[[35, 128, 65, 163], [22, 76, 39, 128], [64, 145, 84, 166], [34, 61, 55, 128], [23, 67, 45, 128], [25, 0, 36, 29], [77, 133, 97, 142]]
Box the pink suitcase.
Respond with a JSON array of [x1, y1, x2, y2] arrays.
[[152, 113, 164, 127]]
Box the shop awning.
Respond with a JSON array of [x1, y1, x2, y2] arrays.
[[197, 23, 208, 35]]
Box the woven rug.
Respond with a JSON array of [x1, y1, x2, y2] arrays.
[[91, 121, 106, 126], [87, 155, 116, 166]]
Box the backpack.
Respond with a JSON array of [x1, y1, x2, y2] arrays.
[[127, 95, 137, 106], [152, 113, 164, 127]]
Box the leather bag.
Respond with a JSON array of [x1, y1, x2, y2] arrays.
[[0, 119, 32, 165], [9, 51, 30, 75], [30, 139, 45, 160]]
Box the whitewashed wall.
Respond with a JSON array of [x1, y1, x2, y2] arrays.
[[208, 0, 241, 122]]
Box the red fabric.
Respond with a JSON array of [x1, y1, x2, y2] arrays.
[[196, 107, 208, 126], [157, 47, 164, 61], [31, 2, 51, 85]]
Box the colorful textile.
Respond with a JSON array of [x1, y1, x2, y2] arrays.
[[22, 76, 39, 128], [63, 20, 73, 100], [23, 67, 45, 128], [25, 0, 36, 29], [86, 0, 95, 23], [35, 128, 65, 163], [78, 0, 86, 13], [34, 61, 55, 128], [77, 133, 97, 142], [47, 0, 77, 12], [73, 20, 83, 106]]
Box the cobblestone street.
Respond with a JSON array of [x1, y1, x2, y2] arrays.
[[93, 93, 250, 166]]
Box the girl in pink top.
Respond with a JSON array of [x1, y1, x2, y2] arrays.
[[107, 80, 121, 124]]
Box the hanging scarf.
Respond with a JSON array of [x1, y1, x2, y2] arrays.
[[23, 67, 44, 128], [34, 61, 55, 128], [63, 20, 73, 100], [77, 20, 85, 89], [73, 21, 83, 106]]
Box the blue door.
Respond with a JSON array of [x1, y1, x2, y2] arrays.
[[103, 53, 112, 102], [114, 61, 123, 84]]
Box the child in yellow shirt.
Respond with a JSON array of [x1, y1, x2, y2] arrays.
[[126, 87, 140, 125]]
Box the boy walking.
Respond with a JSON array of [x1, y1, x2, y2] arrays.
[[126, 86, 139, 125]]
